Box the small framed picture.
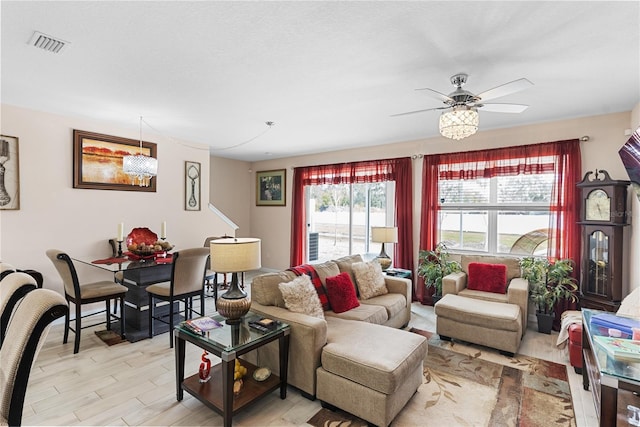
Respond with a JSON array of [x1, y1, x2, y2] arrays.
[[185, 161, 201, 211], [0, 135, 20, 210], [256, 169, 286, 206]]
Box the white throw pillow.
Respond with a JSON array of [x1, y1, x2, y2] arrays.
[[352, 260, 388, 300], [278, 275, 325, 319]]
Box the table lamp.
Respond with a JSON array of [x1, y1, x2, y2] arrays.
[[371, 226, 398, 271], [210, 237, 261, 324]]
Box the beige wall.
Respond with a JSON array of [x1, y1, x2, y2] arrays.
[[2, 103, 637, 297], [209, 156, 252, 237], [0, 104, 234, 296], [249, 111, 634, 278]]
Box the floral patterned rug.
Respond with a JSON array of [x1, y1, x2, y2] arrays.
[[307, 329, 575, 427]]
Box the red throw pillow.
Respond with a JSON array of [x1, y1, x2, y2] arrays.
[[325, 272, 360, 314], [467, 262, 508, 294]]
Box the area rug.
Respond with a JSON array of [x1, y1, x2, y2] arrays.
[[307, 329, 575, 427], [95, 329, 127, 346]]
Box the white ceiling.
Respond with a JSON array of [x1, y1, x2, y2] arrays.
[[2, 1, 639, 162]]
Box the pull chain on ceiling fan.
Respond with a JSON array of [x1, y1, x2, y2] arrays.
[[392, 73, 534, 140]]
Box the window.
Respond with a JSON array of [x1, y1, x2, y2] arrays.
[[306, 182, 394, 262], [439, 173, 553, 254], [420, 140, 581, 264], [291, 157, 413, 274]]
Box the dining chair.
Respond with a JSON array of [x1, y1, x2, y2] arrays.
[[0, 288, 68, 427], [0, 272, 38, 347], [46, 249, 128, 354], [146, 247, 210, 347]]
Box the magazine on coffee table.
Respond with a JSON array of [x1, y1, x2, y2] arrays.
[[184, 316, 223, 334], [594, 335, 640, 362]]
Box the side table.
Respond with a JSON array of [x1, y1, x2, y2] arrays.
[[174, 313, 290, 427]]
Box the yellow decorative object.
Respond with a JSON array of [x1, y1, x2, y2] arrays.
[[233, 379, 243, 395]]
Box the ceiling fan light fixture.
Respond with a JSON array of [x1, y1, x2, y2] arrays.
[[439, 106, 479, 140]]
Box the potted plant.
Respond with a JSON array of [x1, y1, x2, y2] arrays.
[[417, 242, 461, 304], [520, 257, 579, 334]]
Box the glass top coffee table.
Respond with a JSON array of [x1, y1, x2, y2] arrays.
[[174, 312, 290, 427], [582, 308, 640, 425]]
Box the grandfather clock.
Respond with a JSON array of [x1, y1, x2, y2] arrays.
[[577, 169, 629, 311]]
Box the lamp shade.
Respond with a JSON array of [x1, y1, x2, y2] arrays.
[[371, 226, 398, 243], [210, 237, 261, 273]]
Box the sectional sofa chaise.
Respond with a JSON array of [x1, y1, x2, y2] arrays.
[[249, 254, 428, 427]]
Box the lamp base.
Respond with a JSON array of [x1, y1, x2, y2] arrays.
[[217, 296, 251, 324], [376, 243, 392, 271], [217, 272, 251, 323], [376, 256, 392, 271]]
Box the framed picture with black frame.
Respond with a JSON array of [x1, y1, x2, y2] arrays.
[[185, 161, 201, 210], [256, 169, 286, 206], [0, 135, 20, 210]]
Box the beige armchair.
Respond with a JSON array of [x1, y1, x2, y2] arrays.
[[1, 289, 68, 426], [442, 254, 528, 337], [0, 272, 38, 346]]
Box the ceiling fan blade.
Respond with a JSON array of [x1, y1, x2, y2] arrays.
[[477, 103, 529, 113], [415, 87, 454, 103], [475, 78, 533, 102], [390, 106, 448, 117]]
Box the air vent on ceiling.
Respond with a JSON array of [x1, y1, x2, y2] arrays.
[[28, 31, 69, 54]]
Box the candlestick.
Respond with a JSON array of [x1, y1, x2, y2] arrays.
[[117, 222, 124, 242], [161, 221, 167, 239], [117, 241, 123, 258]]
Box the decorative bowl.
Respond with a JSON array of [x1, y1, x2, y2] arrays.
[[126, 227, 158, 247], [126, 227, 174, 256]]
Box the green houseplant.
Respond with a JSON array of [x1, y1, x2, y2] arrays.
[[520, 257, 579, 334], [417, 242, 461, 304]]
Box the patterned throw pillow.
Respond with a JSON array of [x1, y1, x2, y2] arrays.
[[325, 272, 360, 313], [467, 262, 508, 294], [278, 275, 325, 319], [352, 261, 388, 300], [288, 264, 332, 311]]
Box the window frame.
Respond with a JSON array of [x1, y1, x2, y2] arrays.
[[438, 174, 554, 254], [304, 181, 395, 262]]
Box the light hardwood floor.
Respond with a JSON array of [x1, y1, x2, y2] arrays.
[[21, 281, 598, 426]]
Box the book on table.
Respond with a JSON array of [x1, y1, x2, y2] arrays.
[[593, 335, 640, 361], [184, 316, 223, 334]]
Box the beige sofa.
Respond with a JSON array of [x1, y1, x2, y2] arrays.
[[436, 254, 528, 355], [249, 255, 427, 426]]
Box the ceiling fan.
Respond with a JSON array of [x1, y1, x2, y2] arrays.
[[392, 73, 534, 140]]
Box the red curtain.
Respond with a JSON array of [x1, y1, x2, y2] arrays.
[[290, 168, 306, 266], [416, 154, 440, 303], [290, 158, 413, 270], [393, 158, 414, 276], [549, 140, 582, 328], [419, 139, 581, 307]]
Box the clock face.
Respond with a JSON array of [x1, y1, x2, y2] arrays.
[[585, 189, 610, 221]]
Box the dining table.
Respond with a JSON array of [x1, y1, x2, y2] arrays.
[[73, 253, 177, 342]]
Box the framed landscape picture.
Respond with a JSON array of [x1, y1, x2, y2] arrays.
[[256, 169, 286, 206], [0, 135, 20, 210], [185, 161, 201, 211], [73, 129, 157, 192]]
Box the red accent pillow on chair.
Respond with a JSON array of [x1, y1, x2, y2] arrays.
[[326, 272, 360, 313], [467, 262, 508, 294]]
